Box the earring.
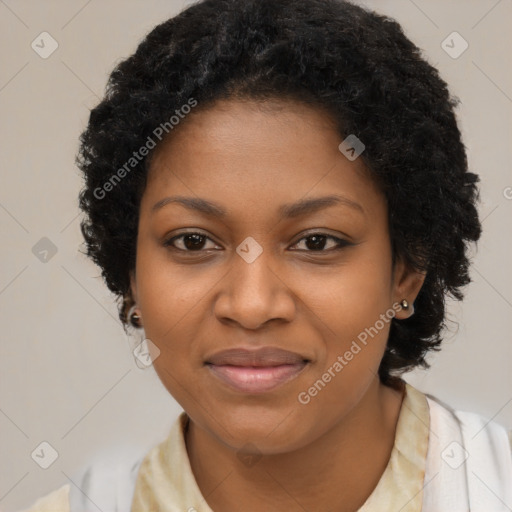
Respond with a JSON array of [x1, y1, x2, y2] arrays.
[[128, 305, 142, 328], [400, 299, 409, 310]]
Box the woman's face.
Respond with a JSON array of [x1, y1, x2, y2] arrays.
[[131, 98, 420, 453]]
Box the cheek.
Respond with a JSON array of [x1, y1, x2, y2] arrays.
[[302, 243, 394, 390], [133, 243, 210, 382], [306, 246, 394, 337], [135, 242, 215, 335], [136, 258, 210, 408]]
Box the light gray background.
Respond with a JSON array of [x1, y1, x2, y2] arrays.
[[1, 0, 511, 510]]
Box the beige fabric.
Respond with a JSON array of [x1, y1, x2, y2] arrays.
[[357, 383, 430, 511], [18, 484, 70, 512], [18, 383, 432, 512], [131, 382, 430, 512]]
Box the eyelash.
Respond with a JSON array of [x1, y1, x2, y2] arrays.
[[163, 231, 352, 253]]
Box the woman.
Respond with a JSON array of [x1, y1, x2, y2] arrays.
[[20, 0, 512, 510]]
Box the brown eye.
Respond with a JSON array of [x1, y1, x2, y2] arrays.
[[164, 232, 219, 251], [291, 233, 351, 252]]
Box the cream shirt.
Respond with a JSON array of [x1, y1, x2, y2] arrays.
[[18, 383, 508, 512]]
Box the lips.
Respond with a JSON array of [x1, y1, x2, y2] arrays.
[[205, 347, 310, 393], [205, 346, 308, 366]]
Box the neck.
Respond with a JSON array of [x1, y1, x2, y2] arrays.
[[186, 378, 405, 512]]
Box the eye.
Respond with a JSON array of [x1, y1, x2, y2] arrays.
[[290, 233, 351, 252], [164, 232, 220, 252], [164, 231, 352, 253]]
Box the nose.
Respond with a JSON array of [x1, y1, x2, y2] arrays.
[[213, 247, 296, 330]]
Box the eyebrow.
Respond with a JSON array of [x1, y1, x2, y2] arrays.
[[151, 194, 364, 218]]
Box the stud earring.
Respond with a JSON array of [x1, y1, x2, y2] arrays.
[[128, 305, 142, 328], [400, 299, 409, 310]]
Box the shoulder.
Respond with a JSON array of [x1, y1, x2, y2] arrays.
[[421, 389, 512, 510], [18, 485, 70, 512], [425, 391, 512, 453], [68, 455, 144, 511], [17, 454, 145, 512]]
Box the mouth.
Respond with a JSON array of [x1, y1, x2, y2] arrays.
[[204, 346, 311, 394]]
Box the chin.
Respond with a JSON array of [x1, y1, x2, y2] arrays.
[[205, 404, 314, 454]]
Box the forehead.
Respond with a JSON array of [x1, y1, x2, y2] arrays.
[[143, 98, 384, 219], [149, 98, 339, 165]]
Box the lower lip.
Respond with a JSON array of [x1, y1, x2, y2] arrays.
[[206, 363, 308, 393]]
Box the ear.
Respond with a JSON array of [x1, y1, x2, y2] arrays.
[[391, 257, 426, 319], [129, 269, 138, 304]]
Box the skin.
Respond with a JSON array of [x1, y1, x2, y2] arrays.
[[130, 98, 425, 511]]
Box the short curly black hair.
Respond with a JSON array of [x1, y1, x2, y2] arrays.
[[77, 0, 481, 386]]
